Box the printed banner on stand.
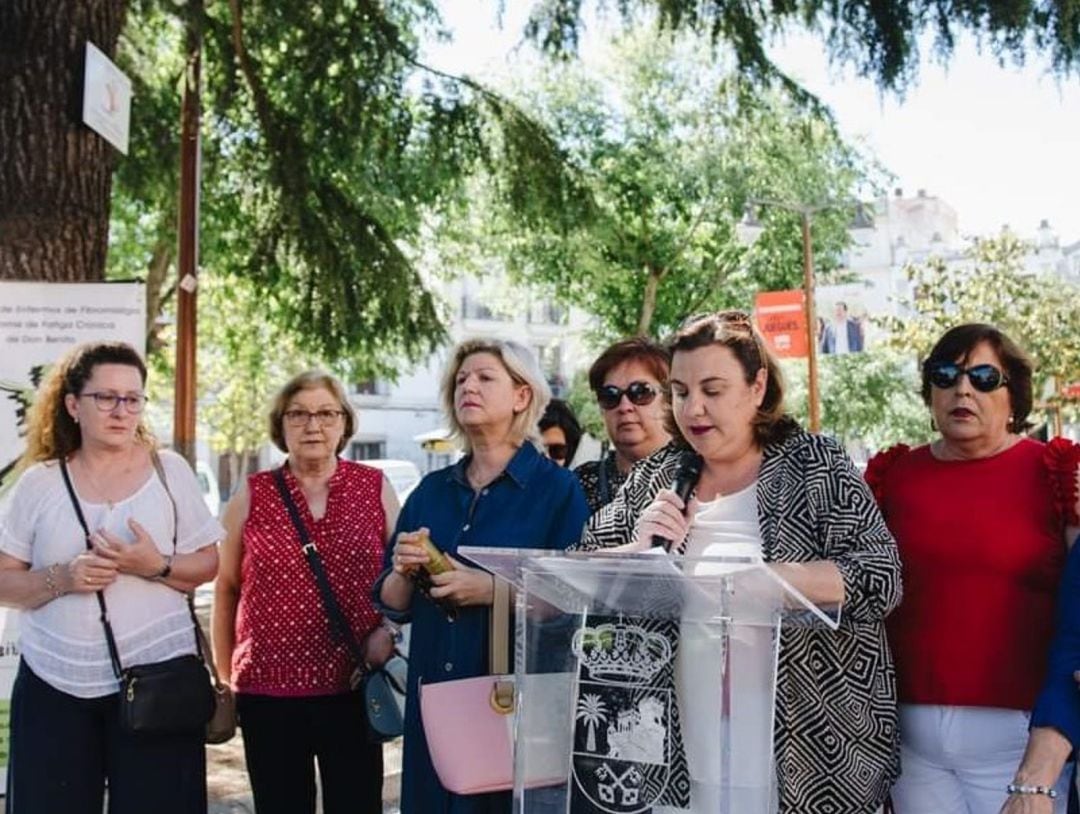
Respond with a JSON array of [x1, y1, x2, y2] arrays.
[[0, 280, 145, 791]]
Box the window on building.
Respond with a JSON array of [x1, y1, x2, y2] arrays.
[[354, 379, 388, 396], [350, 441, 386, 461], [534, 344, 566, 396], [527, 299, 568, 325], [461, 292, 511, 322]]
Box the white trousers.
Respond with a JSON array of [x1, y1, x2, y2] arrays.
[[891, 704, 1071, 814]]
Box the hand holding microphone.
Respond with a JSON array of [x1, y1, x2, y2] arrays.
[[641, 451, 703, 553]]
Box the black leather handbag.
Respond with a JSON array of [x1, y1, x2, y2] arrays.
[[118, 653, 215, 734], [60, 455, 215, 736]]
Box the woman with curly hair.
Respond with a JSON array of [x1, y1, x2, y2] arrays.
[[0, 341, 221, 813]]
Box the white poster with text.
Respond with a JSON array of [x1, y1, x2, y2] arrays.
[[0, 281, 144, 788]]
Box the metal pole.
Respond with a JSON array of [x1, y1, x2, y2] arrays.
[[173, 10, 201, 467], [801, 211, 821, 433]]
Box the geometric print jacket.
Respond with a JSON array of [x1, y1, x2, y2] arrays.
[[579, 426, 903, 814]]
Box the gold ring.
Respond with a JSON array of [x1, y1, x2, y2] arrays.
[[85, 576, 92, 585]]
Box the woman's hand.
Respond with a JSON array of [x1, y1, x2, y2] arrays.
[[1000, 795, 1055, 814], [428, 555, 495, 607], [633, 489, 696, 553], [390, 529, 431, 577], [65, 551, 119, 593], [91, 518, 167, 579], [362, 625, 396, 670]]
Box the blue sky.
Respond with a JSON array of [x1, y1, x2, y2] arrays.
[[427, 3, 1080, 244]]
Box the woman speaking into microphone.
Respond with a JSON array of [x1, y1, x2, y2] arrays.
[[578, 311, 902, 814]]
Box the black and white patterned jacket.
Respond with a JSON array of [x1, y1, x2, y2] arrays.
[[579, 428, 902, 814]]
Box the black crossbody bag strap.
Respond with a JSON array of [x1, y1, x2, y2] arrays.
[[148, 451, 208, 664], [59, 457, 125, 679], [272, 466, 366, 670], [59, 452, 205, 682]]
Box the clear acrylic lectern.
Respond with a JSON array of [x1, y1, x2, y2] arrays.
[[459, 547, 839, 814]]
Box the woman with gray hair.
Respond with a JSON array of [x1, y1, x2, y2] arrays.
[[213, 370, 400, 814], [375, 338, 590, 814]]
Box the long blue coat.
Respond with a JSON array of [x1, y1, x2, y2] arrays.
[[374, 442, 589, 814]]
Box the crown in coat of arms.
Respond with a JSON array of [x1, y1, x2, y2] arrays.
[[571, 618, 672, 682]]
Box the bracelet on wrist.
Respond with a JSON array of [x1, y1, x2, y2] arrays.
[[1007, 782, 1058, 799], [44, 563, 66, 600]]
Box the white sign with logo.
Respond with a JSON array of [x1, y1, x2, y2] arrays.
[[82, 41, 132, 155], [0, 281, 145, 790]]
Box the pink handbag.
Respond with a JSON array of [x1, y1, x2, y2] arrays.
[[420, 580, 569, 795]]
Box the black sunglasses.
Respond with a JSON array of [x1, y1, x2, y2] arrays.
[[596, 381, 659, 411], [545, 443, 569, 461], [928, 362, 1009, 393]]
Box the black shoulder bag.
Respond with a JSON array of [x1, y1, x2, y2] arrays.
[[272, 466, 405, 742], [60, 455, 215, 736]]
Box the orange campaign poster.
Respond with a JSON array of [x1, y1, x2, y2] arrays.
[[754, 290, 808, 359]]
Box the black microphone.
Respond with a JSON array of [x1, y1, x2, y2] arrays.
[[651, 450, 704, 552]]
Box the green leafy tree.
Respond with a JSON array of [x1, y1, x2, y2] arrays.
[[442, 31, 879, 341], [818, 352, 934, 450], [884, 233, 1080, 425], [527, 0, 1080, 94]]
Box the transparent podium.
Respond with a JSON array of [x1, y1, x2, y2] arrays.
[[460, 547, 839, 814]]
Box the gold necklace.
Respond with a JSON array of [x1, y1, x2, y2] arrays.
[[76, 450, 139, 509]]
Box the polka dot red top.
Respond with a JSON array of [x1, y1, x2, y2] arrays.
[[232, 460, 387, 696]]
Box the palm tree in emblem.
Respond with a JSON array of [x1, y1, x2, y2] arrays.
[[576, 693, 608, 753]]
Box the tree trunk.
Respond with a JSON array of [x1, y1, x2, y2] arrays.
[[636, 265, 666, 336], [0, 0, 127, 281]]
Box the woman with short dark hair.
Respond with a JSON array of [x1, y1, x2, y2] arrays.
[[575, 337, 672, 512], [539, 398, 583, 467], [866, 323, 1080, 813]]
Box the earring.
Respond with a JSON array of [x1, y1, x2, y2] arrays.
[[74, 415, 79, 424]]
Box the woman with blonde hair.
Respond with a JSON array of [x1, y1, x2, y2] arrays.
[[0, 341, 221, 813], [376, 338, 590, 814]]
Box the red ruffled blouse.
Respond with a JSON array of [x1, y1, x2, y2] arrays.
[[866, 436, 1080, 710]]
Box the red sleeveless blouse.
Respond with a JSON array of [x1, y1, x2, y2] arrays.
[[232, 460, 386, 696]]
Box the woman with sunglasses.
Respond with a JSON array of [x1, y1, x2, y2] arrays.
[[865, 323, 1080, 813], [579, 312, 901, 813], [539, 398, 584, 468], [0, 342, 221, 813], [574, 337, 672, 512]]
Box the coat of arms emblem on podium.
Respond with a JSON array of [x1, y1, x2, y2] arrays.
[[570, 617, 682, 813]]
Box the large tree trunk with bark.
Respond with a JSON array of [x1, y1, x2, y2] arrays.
[[0, 0, 127, 281]]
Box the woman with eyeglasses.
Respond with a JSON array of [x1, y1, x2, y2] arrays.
[[0, 341, 222, 813], [573, 337, 672, 512], [578, 312, 901, 813], [539, 398, 584, 468], [375, 339, 589, 814], [865, 324, 1080, 813], [212, 370, 401, 814]]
